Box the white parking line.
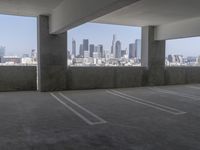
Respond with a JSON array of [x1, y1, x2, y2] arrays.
[[50, 93, 107, 125], [148, 87, 200, 101], [106, 90, 186, 115]]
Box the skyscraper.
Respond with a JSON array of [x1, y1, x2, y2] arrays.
[[0, 46, 5, 63], [98, 44, 104, 58], [83, 39, 89, 51], [0, 46, 5, 57], [72, 39, 76, 57], [115, 41, 121, 59], [89, 44, 95, 57], [135, 39, 141, 59], [79, 44, 84, 57], [129, 43, 136, 58], [111, 34, 116, 54]]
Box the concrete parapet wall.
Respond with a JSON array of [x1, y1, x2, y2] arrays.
[[0, 66, 200, 92], [165, 67, 200, 85], [66, 67, 146, 90], [0, 66, 37, 91]]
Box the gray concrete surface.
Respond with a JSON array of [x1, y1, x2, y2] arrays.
[[0, 65, 200, 91], [165, 67, 200, 85], [0, 84, 200, 149], [37, 15, 67, 92], [142, 26, 166, 86], [66, 67, 146, 90], [0, 66, 36, 91]]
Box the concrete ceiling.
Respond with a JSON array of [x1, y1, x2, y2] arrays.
[[0, 0, 63, 16], [94, 0, 200, 27]]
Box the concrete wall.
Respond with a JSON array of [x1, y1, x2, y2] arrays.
[[165, 67, 200, 85], [0, 66, 37, 91], [0, 66, 200, 92], [66, 66, 200, 90], [155, 17, 200, 40], [66, 67, 147, 90]]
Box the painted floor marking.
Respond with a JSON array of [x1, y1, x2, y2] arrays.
[[106, 90, 186, 115], [148, 87, 200, 101], [50, 93, 107, 125]]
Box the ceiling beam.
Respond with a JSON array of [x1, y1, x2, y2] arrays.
[[155, 17, 200, 40], [49, 0, 140, 34]]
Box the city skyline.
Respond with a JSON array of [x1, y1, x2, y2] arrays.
[[0, 14, 200, 58], [68, 35, 141, 58]]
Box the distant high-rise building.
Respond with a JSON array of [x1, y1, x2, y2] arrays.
[[98, 44, 104, 58], [0, 46, 5, 63], [84, 51, 90, 58], [83, 39, 89, 51], [31, 49, 37, 63], [79, 44, 84, 57], [111, 34, 116, 54], [89, 44, 95, 57], [121, 50, 126, 57], [129, 43, 136, 58], [135, 39, 141, 58], [115, 41, 121, 59], [72, 39, 76, 56], [22, 54, 29, 58]]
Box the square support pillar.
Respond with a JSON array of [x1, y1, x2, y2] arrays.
[[37, 15, 67, 92], [141, 26, 166, 86]]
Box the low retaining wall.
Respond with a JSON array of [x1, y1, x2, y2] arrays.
[[66, 67, 147, 90], [165, 67, 200, 85], [0, 66, 37, 91], [0, 66, 200, 91]]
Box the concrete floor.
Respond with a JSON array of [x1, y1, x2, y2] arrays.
[[1, 85, 200, 150]]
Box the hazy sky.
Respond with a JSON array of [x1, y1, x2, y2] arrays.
[[67, 23, 141, 53], [0, 14, 200, 57], [0, 14, 37, 56]]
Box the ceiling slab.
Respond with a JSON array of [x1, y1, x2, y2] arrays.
[[94, 0, 200, 27], [0, 0, 63, 16]]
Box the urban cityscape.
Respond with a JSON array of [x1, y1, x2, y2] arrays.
[[0, 46, 37, 65], [68, 35, 142, 66], [1, 35, 200, 66]]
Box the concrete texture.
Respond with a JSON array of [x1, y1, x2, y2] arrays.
[[66, 67, 146, 90], [37, 15, 67, 92], [142, 26, 166, 86], [0, 65, 200, 91], [165, 67, 200, 85], [0, 66, 36, 91], [0, 84, 200, 149], [50, 0, 140, 33]]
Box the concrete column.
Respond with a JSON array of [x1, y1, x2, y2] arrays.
[[37, 15, 67, 91], [141, 26, 166, 86]]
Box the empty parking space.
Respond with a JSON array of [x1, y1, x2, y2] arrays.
[[1, 85, 200, 149]]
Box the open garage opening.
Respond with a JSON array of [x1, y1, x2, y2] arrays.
[[67, 23, 142, 67], [166, 37, 200, 67], [0, 14, 37, 66]]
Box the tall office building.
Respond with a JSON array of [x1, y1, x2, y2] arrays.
[[129, 43, 136, 58], [72, 39, 76, 56], [83, 39, 89, 51], [111, 34, 116, 54], [79, 44, 84, 57], [98, 44, 104, 58], [135, 39, 141, 59], [115, 41, 121, 59], [89, 44, 95, 57], [0, 46, 5, 63], [121, 50, 126, 57]]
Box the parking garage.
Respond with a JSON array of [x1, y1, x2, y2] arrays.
[[0, 0, 200, 149]]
